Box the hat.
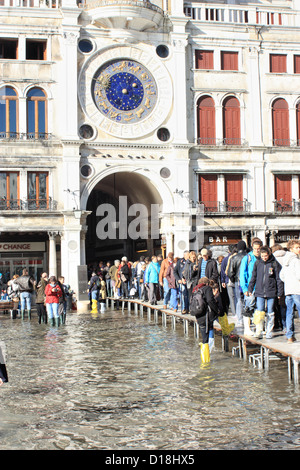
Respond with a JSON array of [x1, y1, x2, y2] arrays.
[[200, 248, 209, 256], [237, 240, 246, 251]]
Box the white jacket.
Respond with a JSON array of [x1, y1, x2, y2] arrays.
[[279, 251, 300, 295]]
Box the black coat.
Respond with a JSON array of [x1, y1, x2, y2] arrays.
[[197, 258, 219, 283], [227, 250, 247, 283], [248, 254, 284, 298]]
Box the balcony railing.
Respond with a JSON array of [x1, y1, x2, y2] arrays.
[[273, 199, 300, 214], [0, 0, 60, 8], [0, 132, 52, 141], [197, 137, 248, 146], [0, 197, 58, 211], [183, 2, 296, 28], [79, 0, 163, 13], [200, 200, 251, 214]]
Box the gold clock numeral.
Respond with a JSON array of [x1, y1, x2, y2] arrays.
[[124, 113, 134, 121], [145, 98, 151, 109], [136, 108, 145, 118]]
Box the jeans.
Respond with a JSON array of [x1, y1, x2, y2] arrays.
[[20, 291, 32, 311], [46, 302, 59, 320], [179, 283, 189, 311], [91, 290, 98, 300], [256, 297, 275, 313], [285, 294, 300, 339], [163, 278, 171, 306], [170, 288, 178, 310], [256, 297, 276, 339]]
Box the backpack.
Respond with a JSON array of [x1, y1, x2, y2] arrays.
[[190, 287, 207, 318]]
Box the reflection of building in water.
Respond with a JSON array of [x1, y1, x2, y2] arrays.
[[1, 0, 300, 305]]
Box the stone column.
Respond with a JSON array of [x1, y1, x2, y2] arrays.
[[48, 231, 58, 277]]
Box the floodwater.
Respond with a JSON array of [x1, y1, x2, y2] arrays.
[[0, 307, 299, 450]]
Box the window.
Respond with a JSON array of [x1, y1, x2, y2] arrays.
[[0, 172, 19, 209], [270, 54, 287, 73], [221, 51, 238, 71], [26, 39, 47, 60], [197, 96, 215, 145], [26, 87, 47, 139], [223, 96, 241, 145], [294, 55, 300, 74], [0, 38, 18, 59], [274, 174, 292, 212], [195, 50, 214, 70], [198, 174, 218, 212], [0, 86, 18, 138], [296, 102, 300, 146], [225, 174, 243, 212], [272, 98, 289, 146], [27, 172, 49, 209]]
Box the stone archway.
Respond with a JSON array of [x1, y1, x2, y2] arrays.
[[84, 169, 171, 264]]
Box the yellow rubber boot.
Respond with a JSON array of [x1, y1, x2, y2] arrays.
[[200, 343, 210, 363], [253, 310, 265, 339], [91, 299, 98, 314], [218, 314, 235, 336]]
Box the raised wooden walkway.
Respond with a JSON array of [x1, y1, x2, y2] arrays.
[[107, 297, 300, 386]]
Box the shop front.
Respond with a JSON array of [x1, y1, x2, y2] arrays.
[[0, 241, 47, 283], [204, 231, 244, 257]]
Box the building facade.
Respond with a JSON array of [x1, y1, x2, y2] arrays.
[[0, 0, 300, 301]]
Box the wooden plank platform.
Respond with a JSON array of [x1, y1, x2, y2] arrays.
[[107, 297, 300, 385]]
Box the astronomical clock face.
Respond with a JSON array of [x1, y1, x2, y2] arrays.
[[91, 59, 158, 124], [78, 46, 173, 139]]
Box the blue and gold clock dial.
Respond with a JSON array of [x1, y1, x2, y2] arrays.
[[92, 59, 157, 124]]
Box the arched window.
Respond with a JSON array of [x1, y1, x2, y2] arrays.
[[272, 98, 289, 146], [296, 102, 300, 146], [0, 86, 18, 138], [223, 96, 240, 145], [26, 87, 47, 139], [197, 96, 215, 145]]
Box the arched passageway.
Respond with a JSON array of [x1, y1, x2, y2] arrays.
[[85, 171, 164, 264]]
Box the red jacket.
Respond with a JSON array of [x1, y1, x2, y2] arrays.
[[45, 283, 62, 304]]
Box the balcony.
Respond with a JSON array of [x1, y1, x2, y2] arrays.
[[79, 0, 164, 31], [0, 132, 53, 141], [197, 137, 248, 147], [273, 199, 300, 214], [0, 197, 58, 211], [200, 200, 251, 214], [183, 2, 297, 28], [0, 0, 60, 8]]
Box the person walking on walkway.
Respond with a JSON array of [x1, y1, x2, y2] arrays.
[[173, 250, 190, 313], [159, 252, 174, 309], [182, 251, 199, 311], [248, 246, 284, 339], [227, 240, 248, 327], [271, 244, 287, 332], [239, 238, 263, 336], [197, 248, 219, 284], [166, 257, 179, 311], [279, 239, 300, 343], [145, 255, 160, 305]]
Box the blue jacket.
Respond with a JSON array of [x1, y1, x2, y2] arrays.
[[239, 251, 260, 293], [145, 262, 160, 284]]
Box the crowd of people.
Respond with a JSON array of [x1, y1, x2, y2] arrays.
[[88, 237, 300, 347], [2, 269, 72, 327]]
